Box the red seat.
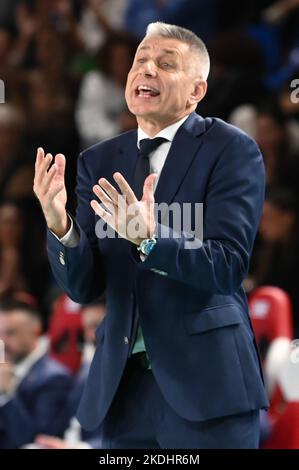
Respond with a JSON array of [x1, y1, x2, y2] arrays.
[[48, 294, 83, 374], [263, 401, 299, 449], [249, 287, 298, 448], [248, 286, 293, 362]]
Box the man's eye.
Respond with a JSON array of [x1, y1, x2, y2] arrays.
[[137, 58, 146, 64], [161, 63, 172, 68]]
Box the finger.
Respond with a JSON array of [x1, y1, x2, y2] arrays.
[[34, 152, 53, 187], [44, 154, 66, 199], [34, 153, 53, 194], [90, 200, 113, 222], [40, 163, 57, 196], [113, 172, 137, 204], [142, 173, 158, 202], [93, 185, 116, 213], [37, 154, 66, 199], [98, 178, 120, 204], [54, 153, 66, 178], [34, 147, 44, 170]]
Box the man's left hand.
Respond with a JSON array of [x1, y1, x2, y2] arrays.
[[91, 172, 157, 245]]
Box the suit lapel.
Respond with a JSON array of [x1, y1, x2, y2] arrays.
[[115, 130, 139, 188], [154, 113, 206, 207]]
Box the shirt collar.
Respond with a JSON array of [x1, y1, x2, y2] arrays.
[[137, 114, 190, 149]]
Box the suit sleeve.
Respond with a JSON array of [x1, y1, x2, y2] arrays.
[[47, 152, 106, 304], [133, 134, 265, 294]]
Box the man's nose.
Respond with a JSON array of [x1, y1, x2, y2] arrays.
[[142, 60, 157, 78]]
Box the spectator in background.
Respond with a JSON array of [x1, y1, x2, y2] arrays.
[[79, 0, 128, 55], [262, 0, 299, 89], [230, 100, 299, 190], [9, 1, 39, 69], [217, 0, 280, 80], [12, 0, 84, 67], [255, 104, 288, 186], [159, 0, 219, 41], [247, 186, 299, 335], [76, 33, 138, 148], [25, 26, 78, 134], [0, 201, 51, 323], [255, 102, 299, 190], [0, 300, 72, 448], [0, 105, 34, 201], [0, 25, 26, 106], [35, 298, 106, 449], [123, 0, 219, 41], [0, 201, 28, 298], [23, 24, 80, 212], [199, 31, 266, 120], [217, 0, 275, 32], [0, 105, 51, 315]]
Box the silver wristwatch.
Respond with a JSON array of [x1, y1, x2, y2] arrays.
[[137, 236, 157, 256]]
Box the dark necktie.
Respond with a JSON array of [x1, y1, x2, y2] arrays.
[[133, 137, 168, 200], [129, 137, 167, 356]]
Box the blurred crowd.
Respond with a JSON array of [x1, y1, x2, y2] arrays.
[[0, 0, 299, 449]]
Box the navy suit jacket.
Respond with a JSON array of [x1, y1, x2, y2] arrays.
[[0, 355, 72, 448], [47, 113, 269, 431]]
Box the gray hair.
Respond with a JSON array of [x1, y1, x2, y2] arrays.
[[145, 22, 210, 80]]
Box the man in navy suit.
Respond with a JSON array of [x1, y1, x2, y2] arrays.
[[0, 300, 72, 448], [34, 22, 268, 448]]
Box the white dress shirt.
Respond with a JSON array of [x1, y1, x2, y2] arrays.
[[56, 114, 190, 247]]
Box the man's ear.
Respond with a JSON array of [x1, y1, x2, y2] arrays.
[[189, 79, 208, 106]]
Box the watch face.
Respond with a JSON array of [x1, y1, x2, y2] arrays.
[[144, 243, 152, 256], [140, 238, 156, 256]]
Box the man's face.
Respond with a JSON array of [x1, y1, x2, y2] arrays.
[[0, 311, 38, 364], [125, 36, 205, 126]]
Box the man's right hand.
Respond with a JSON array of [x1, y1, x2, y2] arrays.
[[33, 147, 70, 238]]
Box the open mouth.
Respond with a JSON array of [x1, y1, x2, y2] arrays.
[[135, 85, 160, 98]]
